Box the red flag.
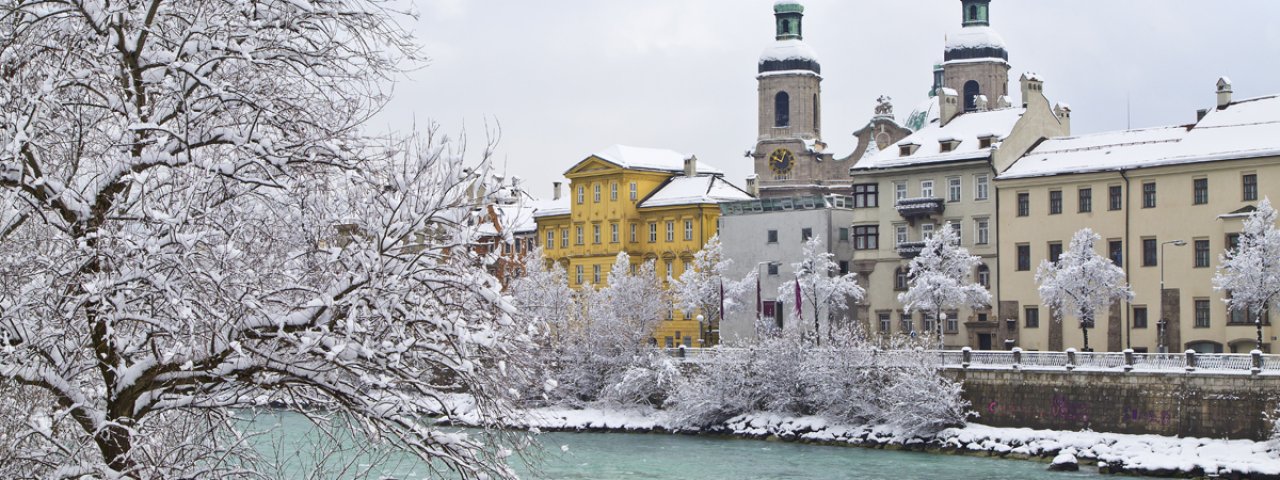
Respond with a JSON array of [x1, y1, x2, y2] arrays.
[[794, 278, 802, 318], [755, 273, 761, 320], [719, 279, 725, 323]]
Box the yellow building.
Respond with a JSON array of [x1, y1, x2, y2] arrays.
[[534, 145, 753, 347], [996, 80, 1280, 353]]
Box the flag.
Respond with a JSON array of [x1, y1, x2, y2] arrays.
[[794, 278, 802, 318], [719, 279, 725, 323], [755, 273, 761, 320]]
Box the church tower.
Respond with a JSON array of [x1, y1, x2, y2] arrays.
[[942, 0, 1011, 112], [754, 0, 832, 196]]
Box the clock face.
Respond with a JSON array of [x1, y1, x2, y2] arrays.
[[769, 148, 795, 174]]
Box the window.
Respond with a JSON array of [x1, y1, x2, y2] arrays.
[[630, 223, 638, 243], [946, 312, 959, 333], [950, 222, 962, 244], [878, 312, 892, 333], [1078, 188, 1092, 213], [1024, 307, 1039, 328], [767, 229, 779, 244], [921, 223, 935, 239], [839, 261, 850, 275], [767, 263, 779, 276], [1016, 244, 1031, 271], [976, 264, 990, 288], [575, 265, 584, 285], [838, 227, 850, 242], [546, 230, 555, 250], [853, 225, 879, 250], [666, 221, 675, 242], [1133, 306, 1148, 329], [592, 265, 601, 284], [593, 224, 601, 244], [1017, 192, 1030, 217], [801, 228, 813, 241], [1109, 185, 1123, 211], [895, 182, 907, 201], [684, 220, 693, 241], [561, 228, 569, 249], [963, 80, 980, 112], [1049, 242, 1063, 263], [895, 224, 908, 246], [1142, 182, 1156, 208], [665, 260, 674, 279], [921, 180, 935, 198], [577, 185, 585, 205], [630, 182, 638, 201], [975, 175, 990, 200], [1227, 233, 1241, 252], [1108, 240, 1123, 267], [1049, 190, 1063, 215], [1142, 238, 1157, 267], [593, 183, 601, 203], [894, 267, 908, 291], [1195, 299, 1211, 328], [899, 312, 912, 332], [1230, 304, 1269, 325], [1243, 174, 1258, 201], [611, 223, 619, 243], [1194, 239, 1210, 268], [853, 183, 879, 208], [576, 226, 584, 245], [775, 91, 790, 127], [947, 177, 962, 202], [1193, 178, 1208, 205], [975, 219, 990, 245], [649, 223, 658, 243]]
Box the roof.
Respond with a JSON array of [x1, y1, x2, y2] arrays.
[[531, 197, 571, 219], [638, 175, 754, 208], [586, 145, 723, 175], [945, 26, 1007, 53], [479, 203, 541, 236], [759, 39, 819, 64], [854, 107, 1025, 170], [1001, 95, 1280, 180]]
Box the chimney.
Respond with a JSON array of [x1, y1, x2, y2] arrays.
[[1020, 72, 1044, 109], [937, 87, 960, 127], [684, 155, 698, 177], [1216, 77, 1233, 109], [974, 95, 989, 112], [1196, 108, 1209, 122], [745, 175, 759, 197], [552, 181, 562, 201], [995, 95, 1012, 109], [1054, 102, 1072, 132]]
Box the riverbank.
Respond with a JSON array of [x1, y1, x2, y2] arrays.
[[503, 407, 1280, 479]]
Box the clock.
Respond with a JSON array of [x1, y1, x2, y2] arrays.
[[768, 148, 795, 175]]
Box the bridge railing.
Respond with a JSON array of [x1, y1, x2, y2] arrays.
[[661, 347, 1277, 375]]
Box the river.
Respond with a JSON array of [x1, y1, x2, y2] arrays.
[[251, 411, 1105, 479]]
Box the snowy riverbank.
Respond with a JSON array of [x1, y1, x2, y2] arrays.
[[506, 407, 1280, 479]]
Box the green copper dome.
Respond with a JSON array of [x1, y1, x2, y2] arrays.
[[773, 0, 804, 14]]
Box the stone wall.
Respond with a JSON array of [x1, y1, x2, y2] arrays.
[[948, 368, 1280, 440]]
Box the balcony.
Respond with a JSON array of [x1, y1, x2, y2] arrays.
[[896, 241, 927, 259], [895, 197, 945, 221]]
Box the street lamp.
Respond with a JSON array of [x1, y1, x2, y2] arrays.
[[1158, 240, 1186, 353]]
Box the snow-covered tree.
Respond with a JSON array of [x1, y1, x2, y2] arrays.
[[1213, 197, 1280, 351], [0, 2, 538, 478], [898, 223, 990, 350], [510, 249, 575, 346], [597, 253, 667, 355], [1036, 228, 1134, 352], [670, 235, 757, 346], [779, 235, 865, 344]]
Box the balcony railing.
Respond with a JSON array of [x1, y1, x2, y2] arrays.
[[896, 241, 927, 259], [895, 197, 945, 221]]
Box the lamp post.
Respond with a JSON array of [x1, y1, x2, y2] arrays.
[[1158, 240, 1186, 353]]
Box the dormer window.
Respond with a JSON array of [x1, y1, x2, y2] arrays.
[[978, 134, 997, 149], [939, 137, 961, 153], [899, 142, 920, 157]]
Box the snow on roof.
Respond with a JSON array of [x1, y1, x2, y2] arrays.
[[902, 96, 941, 132], [944, 26, 1007, 53], [759, 39, 819, 64], [639, 175, 753, 209], [1001, 95, 1280, 179], [589, 145, 723, 175], [479, 203, 541, 236], [531, 197, 571, 218], [854, 107, 1025, 170]]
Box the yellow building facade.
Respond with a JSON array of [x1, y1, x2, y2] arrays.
[[534, 145, 753, 347]]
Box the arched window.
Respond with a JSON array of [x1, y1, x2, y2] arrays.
[[969, 5, 979, 21], [780, 19, 791, 36], [775, 91, 790, 128], [964, 80, 981, 112], [976, 264, 990, 288]]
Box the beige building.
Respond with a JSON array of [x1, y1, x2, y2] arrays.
[[997, 79, 1280, 353]]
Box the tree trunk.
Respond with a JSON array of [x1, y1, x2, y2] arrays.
[[1081, 315, 1091, 352]]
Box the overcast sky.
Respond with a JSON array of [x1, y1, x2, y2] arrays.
[[371, 0, 1280, 199]]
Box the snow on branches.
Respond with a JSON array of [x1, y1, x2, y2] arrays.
[[670, 235, 757, 342], [0, 2, 537, 478], [898, 223, 989, 349], [1213, 197, 1280, 351], [1036, 228, 1133, 352], [778, 235, 865, 343]]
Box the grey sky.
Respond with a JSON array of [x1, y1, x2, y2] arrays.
[[372, 1, 1280, 199]]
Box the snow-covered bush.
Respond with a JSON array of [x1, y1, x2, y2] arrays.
[[778, 235, 865, 343]]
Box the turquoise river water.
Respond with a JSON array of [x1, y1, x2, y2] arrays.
[[253, 412, 1106, 479]]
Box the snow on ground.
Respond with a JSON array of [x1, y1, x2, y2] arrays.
[[495, 406, 1280, 478]]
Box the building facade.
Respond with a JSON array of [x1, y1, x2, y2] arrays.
[[534, 145, 752, 347], [997, 81, 1280, 353]]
